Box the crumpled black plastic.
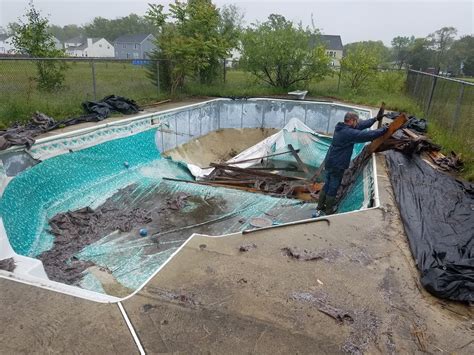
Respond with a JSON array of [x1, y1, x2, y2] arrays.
[[385, 150, 474, 302], [82, 95, 140, 119], [0, 95, 141, 151], [386, 112, 427, 133]]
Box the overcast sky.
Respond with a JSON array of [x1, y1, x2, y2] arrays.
[[1, 0, 473, 45]]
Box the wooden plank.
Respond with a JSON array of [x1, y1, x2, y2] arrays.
[[210, 163, 305, 181], [310, 156, 326, 182], [367, 113, 408, 154], [219, 149, 299, 166], [287, 144, 310, 174], [376, 102, 386, 129], [402, 128, 419, 139]]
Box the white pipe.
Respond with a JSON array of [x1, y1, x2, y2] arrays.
[[118, 301, 145, 355]]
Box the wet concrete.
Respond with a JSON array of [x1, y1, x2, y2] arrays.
[[0, 279, 137, 354]]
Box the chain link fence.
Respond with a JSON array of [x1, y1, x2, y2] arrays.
[[0, 57, 170, 126], [0, 57, 239, 126], [406, 69, 473, 151]]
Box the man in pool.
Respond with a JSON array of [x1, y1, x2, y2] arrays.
[[317, 111, 386, 215]]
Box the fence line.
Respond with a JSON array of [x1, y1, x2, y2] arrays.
[[406, 69, 473, 150]]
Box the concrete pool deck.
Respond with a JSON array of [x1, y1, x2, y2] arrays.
[[1, 99, 472, 354]]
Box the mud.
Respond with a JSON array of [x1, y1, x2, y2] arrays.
[[239, 243, 257, 252], [39, 196, 152, 285], [145, 286, 200, 307], [291, 291, 354, 324], [40, 179, 241, 288], [164, 128, 278, 167], [282, 247, 324, 261]]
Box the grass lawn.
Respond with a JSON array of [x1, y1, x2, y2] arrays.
[[0, 60, 164, 127]]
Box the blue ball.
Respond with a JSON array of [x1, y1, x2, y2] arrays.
[[139, 228, 148, 237]]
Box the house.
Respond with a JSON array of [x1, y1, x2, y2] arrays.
[[311, 35, 344, 67], [64, 37, 114, 57], [51, 36, 63, 51], [114, 34, 156, 59], [321, 35, 343, 66], [0, 34, 15, 54], [225, 47, 242, 68], [64, 36, 84, 50]]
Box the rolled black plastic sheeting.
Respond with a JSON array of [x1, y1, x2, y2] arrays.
[[385, 150, 473, 302]]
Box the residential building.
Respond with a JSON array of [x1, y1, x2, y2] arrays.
[[311, 35, 344, 67], [322, 35, 343, 66], [0, 34, 14, 54], [64, 37, 114, 57], [114, 34, 156, 59]]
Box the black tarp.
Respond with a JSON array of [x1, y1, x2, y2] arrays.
[[385, 150, 474, 302], [82, 95, 140, 118], [386, 112, 427, 133]]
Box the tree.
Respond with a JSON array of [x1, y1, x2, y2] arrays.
[[462, 56, 474, 76], [427, 26, 457, 72], [218, 4, 243, 49], [83, 14, 157, 42], [340, 42, 381, 91], [448, 35, 474, 75], [7, 22, 21, 35], [11, 1, 67, 91], [406, 37, 434, 70], [49, 24, 84, 42], [344, 40, 391, 64], [240, 14, 331, 88], [146, 0, 234, 92], [391, 36, 412, 69]]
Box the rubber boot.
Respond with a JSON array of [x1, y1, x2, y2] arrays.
[[324, 196, 337, 215], [317, 189, 327, 211]]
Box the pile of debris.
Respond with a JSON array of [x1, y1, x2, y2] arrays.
[[199, 147, 323, 201], [0, 95, 140, 151]]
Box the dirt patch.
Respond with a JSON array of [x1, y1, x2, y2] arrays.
[[163, 128, 278, 167]]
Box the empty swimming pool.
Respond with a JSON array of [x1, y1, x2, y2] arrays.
[[0, 98, 378, 301]]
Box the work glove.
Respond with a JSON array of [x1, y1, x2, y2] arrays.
[[376, 113, 387, 122]]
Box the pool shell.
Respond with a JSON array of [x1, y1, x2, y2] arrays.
[[0, 98, 378, 303]]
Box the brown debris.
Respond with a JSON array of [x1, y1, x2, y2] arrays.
[[290, 291, 353, 324], [239, 243, 257, 252], [39, 202, 152, 285], [282, 247, 325, 261], [0, 258, 16, 272], [428, 150, 464, 171], [166, 192, 190, 210]]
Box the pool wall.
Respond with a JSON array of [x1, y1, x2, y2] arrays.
[[0, 98, 377, 302]]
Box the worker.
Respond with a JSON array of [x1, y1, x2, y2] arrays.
[[317, 111, 387, 215]]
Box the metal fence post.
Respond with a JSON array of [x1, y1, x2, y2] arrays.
[[156, 60, 160, 97], [337, 65, 342, 92], [452, 83, 465, 133], [223, 59, 227, 84], [91, 59, 97, 101], [413, 71, 421, 96], [426, 75, 437, 115]]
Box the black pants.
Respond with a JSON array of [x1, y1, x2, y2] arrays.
[[323, 167, 345, 197]]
